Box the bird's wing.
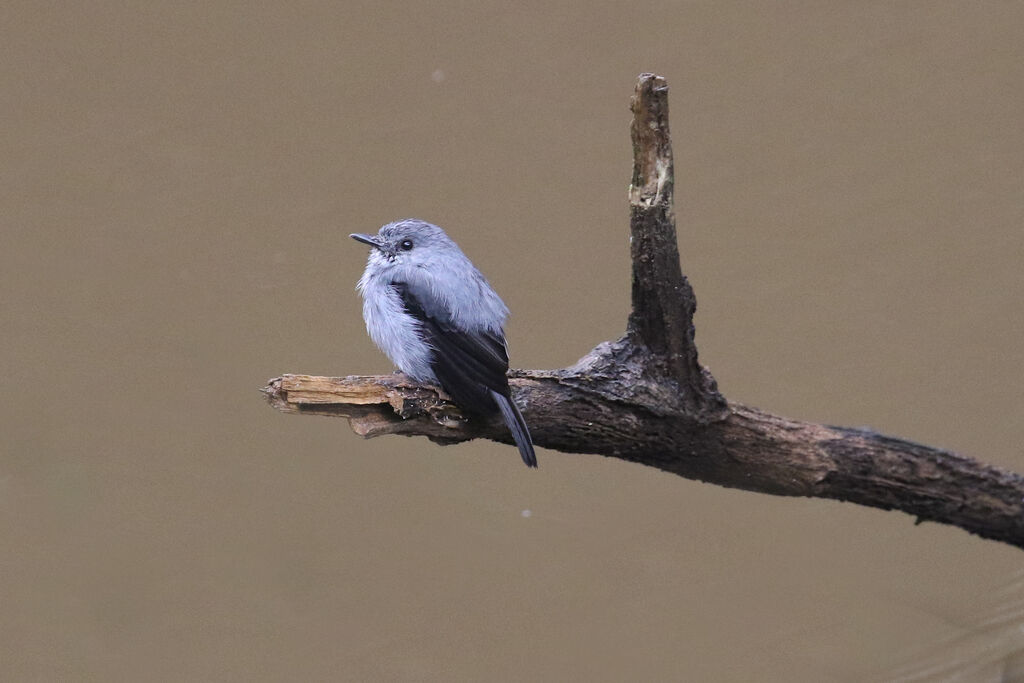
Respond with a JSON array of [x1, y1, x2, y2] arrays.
[[393, 282, 511, 411]]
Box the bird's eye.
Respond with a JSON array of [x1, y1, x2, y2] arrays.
[[399, 239, 414, 251]]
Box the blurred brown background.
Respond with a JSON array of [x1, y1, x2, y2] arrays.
[[2, 2, 1023, 681]]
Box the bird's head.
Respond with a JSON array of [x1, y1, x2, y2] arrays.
[[351, 219, 461, 275]]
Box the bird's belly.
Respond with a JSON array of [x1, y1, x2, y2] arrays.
[[362, 287, 436, 382]]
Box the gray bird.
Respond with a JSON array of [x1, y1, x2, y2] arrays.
[[350, 218, 537, 468]]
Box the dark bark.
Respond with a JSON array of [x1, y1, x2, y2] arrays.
[[264, 74, 1024, 551]]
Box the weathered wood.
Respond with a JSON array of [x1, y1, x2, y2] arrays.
[[263, 369, 1024, 549], [625, 76, 726, 420], [263, 73, 1024, 551]]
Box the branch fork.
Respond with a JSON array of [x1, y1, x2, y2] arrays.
[[264, 74, 1024, 551]]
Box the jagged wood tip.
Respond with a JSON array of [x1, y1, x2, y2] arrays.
[[626, 73, 724, 417]]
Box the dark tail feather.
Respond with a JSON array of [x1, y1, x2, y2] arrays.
[[490, 390, 537, 468]]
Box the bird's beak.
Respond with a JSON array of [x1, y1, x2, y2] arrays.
[[350, 233, 382, 249]]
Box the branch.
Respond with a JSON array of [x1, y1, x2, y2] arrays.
[[625, 76, 726, 420], [264, 73, 1024, 551], [265, 371, 1024, 548]]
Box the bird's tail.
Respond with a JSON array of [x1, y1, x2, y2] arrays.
[[490, 390, 537, 468]]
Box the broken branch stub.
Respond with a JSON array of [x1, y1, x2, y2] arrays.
[[625, 73, 725, 419]]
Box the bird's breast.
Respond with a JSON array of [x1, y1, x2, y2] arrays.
[[359, 278, 436, 383]]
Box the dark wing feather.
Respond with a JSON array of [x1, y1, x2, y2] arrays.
[[394, 283, 510, 412], [395, 283, 537, 467]]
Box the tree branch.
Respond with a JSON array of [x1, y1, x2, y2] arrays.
[[625, 75, 726, 420], [264, 73, 1024, 551]]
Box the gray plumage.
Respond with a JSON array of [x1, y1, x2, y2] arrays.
[[351, 219, 537, 468]]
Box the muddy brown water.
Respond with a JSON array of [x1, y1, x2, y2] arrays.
[[2, 3, 1023, 680]]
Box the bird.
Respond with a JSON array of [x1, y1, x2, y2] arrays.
[[350, 218, 537, 468]]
